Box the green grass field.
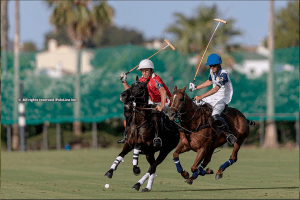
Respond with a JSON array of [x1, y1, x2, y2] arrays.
[[1, 147, 298, 199]]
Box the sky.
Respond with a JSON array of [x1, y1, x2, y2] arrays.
[[7, 1, 290, 50]]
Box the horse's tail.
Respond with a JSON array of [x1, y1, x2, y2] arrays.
[[247, 119, 256, 125]]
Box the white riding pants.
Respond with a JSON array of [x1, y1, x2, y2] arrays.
[[194, 95, 227, 116], [148, 100, 170, 113]]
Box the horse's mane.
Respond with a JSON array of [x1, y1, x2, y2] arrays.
[[184, 92, 212, 116]]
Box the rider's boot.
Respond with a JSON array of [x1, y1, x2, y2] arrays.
[[212, 114, 237, 145], [118, 115, 131, 143], [117, 126, 128, 143], [152, 111, 162, 148]]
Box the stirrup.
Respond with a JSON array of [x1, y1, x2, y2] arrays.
[[153, 137, 162, 147], [226, 134, 237, 145]]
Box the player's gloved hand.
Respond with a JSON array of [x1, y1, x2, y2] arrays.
[[189, 82, 196, 92], [119, 72, 127, 83]]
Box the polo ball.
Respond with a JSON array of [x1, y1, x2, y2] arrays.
[[105, 184, 110, 189]]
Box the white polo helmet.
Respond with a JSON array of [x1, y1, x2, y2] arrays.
[[137, 59, 154, 71]]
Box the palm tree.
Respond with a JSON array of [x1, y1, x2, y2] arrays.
[[1, 0, 9, 72], [46, 0, 114, 135], [12, 0, 20, 150], [47, 0, 114, 48], [165, 4, 241, 72]]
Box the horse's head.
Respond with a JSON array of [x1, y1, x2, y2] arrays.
[[120, 76, 150, 106], [168, 85, 190, 121]]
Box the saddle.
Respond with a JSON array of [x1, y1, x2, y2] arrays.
[[222, 104, 229, 115], [196, 103, 230, 135], [148, 105, 179, 136]]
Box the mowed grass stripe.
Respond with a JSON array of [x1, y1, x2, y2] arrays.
[[1, 148, 298, 199]]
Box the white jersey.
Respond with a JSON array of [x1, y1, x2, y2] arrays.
[[195, 68, 233, 116], [207, 68, 233, 104]]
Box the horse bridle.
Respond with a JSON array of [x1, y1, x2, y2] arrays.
[[170, 91, 211, 135], [128, 85, 148, 106], [170, 91, 197, 122]]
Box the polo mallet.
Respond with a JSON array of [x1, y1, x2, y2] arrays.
[[189, 18, 227, 92], [125, 39, 175, 75]]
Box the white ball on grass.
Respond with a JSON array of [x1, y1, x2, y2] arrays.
[[105, 184, 110, 189]]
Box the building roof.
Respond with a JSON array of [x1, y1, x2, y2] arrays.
[[230, 52, 268, 64]]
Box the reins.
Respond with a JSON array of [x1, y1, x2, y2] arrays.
[[136, 107, 156, 110], [170, 91, 211, 138]]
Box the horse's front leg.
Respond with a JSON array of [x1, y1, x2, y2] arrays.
[[132, 153, 155, 191], [132, 144, 142, 176], [185, 148, 208, 185], [199, 148, 215, 175], [104, 143, 132, 179], [173, 140, 191, 179]]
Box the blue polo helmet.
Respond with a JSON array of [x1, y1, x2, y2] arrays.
[[205, 54, 222, 65]]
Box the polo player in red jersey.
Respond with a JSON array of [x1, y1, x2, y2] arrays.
[[119, 59, 172, 147]]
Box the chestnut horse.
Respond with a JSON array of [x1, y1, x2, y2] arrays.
[[105, 77, 180, 192], [168, 85, 255, 185]]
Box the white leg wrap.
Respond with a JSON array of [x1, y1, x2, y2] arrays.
[[146, 174, 157, 190], [138, 172, 150, 185], [110, 156, 124, 171], [132, 149, 141, 166]]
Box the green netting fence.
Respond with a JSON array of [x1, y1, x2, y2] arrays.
[[1, 45, 299, 125]]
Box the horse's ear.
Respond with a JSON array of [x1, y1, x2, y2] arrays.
[[136, 76, 139, 82], [174, 85, 177, 91], [182, 85, 187, 92]]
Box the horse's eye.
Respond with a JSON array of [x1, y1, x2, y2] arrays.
[[179, 98, 184, 101]]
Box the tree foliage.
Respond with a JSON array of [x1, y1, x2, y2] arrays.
[[22, 41, 37, 52], [274, 1, 299, 48], [89, 26, 145, 48], [43, 25, 145, 49], [46, 0, 114, 48], [43, 28, 73, 50], [165, 4, 241, 70], [165, 4, 241, 55]]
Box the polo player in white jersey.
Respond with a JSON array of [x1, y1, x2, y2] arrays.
[[189, 54, 237, 145]]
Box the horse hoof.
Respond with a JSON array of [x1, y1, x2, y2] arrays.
[[104, 171, 113, 179], [181, 171, 189, 179], [215, 173, 223, 180], [133, 166, 141, 176], [185, 179, 193, 185], [141, 188, 151, 192], [132, 183, 141, 191], [206, 168, 214, 174]]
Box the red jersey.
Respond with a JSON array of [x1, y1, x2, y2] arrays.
[[139, 73, 171, 103]]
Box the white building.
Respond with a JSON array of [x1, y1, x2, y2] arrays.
[[144, 39, 165, 50], [36, 39, 94, 78], [233, 41, 295, 78]]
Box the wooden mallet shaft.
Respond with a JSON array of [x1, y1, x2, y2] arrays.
[[191, 18, 227, 84], [126, 39, 175, 75]]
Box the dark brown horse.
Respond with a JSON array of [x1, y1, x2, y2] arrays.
[[168, 85, 255, 185], [105, 77, 180, 192]]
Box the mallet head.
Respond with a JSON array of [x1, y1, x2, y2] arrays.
[[164, 39, 176, 50], [214, 18, 227, 24]]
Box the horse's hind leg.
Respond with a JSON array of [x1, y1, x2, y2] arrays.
[[173, 141, 190, 179], [215, 141, 241, 180], [185, 148, 208, 185], [132, 153, 155, 191]]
